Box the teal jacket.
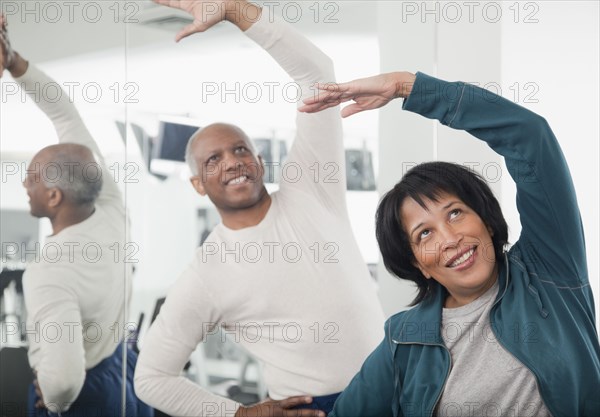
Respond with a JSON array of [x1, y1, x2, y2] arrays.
[[329, 73, 600, 417]]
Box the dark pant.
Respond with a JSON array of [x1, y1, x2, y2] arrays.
[[292, 392, 340, 414], [28, 344, 153, 417]]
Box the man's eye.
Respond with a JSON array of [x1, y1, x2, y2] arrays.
[[235, 146, 247, 153]]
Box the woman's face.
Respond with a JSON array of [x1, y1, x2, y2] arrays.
[[400, 191, 498, 308]]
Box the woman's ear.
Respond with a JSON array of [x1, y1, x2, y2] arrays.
[[414, 261, 432, 279]]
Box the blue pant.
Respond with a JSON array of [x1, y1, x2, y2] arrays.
[[292, 392, 340, 414], [28, 344, 153, 417]]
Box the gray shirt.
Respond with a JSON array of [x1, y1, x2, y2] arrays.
[[436, 281, 551, 417]]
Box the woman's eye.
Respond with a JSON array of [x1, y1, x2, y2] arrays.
[[449, 208, 461, 219], [419, 229, 431, 240]]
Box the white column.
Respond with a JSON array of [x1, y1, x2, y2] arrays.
[[376, 1, 503, 317]]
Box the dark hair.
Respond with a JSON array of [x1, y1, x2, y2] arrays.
[[375, 161, 508, 306]]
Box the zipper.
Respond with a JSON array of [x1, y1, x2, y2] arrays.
[[391, 339, 452, 417], [429, 343, 451, 417], [491, 254, 553, 415], [428, 256, 508, 415]]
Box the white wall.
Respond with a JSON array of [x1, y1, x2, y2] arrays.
[[376, 1, 437, 312], [501, 1, 599, 321]]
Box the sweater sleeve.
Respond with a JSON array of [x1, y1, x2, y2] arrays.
[[22, 265, 86, 413], [329, 321, 396, 417], [403, 72, 587, 285], [15, 64, 123, 207], [134, 253, 241, 416], [244, 12, 346, 214]]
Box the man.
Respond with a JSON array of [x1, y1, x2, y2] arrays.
[[0, 15, 151, 416], [134, 1, 385, 416]]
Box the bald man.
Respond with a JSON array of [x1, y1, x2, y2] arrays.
[[134, 1, 385, 416], [186, 122, 270, 228], [23, 143, 100, 229], [1, 16, 151, 416]]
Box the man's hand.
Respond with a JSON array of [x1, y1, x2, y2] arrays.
[[32, 371, 47, 410], [0, 13, 27, 77], [153, 0, 261, 42], [0, 13, 16, 75], [299, 72, 417, 118], [234, 396, 326, 417]]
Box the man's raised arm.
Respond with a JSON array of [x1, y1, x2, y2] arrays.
[[245, 4, 345, 209], [1, 14, 122, 205], [156, 0, 345, 210]]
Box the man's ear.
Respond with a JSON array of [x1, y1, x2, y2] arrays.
[[189, 176, 207, 196], [46, 187, 63, 208], [257, 155, 266, 176]]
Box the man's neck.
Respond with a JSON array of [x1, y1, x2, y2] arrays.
[[50, 206, 96, 236], [220, 192, 272, 230]]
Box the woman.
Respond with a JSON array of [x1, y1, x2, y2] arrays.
[[300, 72, 600, 416]]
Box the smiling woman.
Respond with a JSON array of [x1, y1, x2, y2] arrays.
[[399, 193, 497, 309], [376, 161, 508, 308], [300, 70, 600, 416]]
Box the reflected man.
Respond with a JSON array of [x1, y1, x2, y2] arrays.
[[0, 14, 152, 417]]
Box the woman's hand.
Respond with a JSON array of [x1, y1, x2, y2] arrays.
[[299, 72, 416, 118]]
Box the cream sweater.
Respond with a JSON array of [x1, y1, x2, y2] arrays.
[[20, 65, 131, 413]]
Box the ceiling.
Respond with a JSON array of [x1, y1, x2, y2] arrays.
[[6, 1, 377, 64]]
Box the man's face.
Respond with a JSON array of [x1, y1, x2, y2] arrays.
[[189, 127, 266, 212], [23, 152, 51, 218]]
